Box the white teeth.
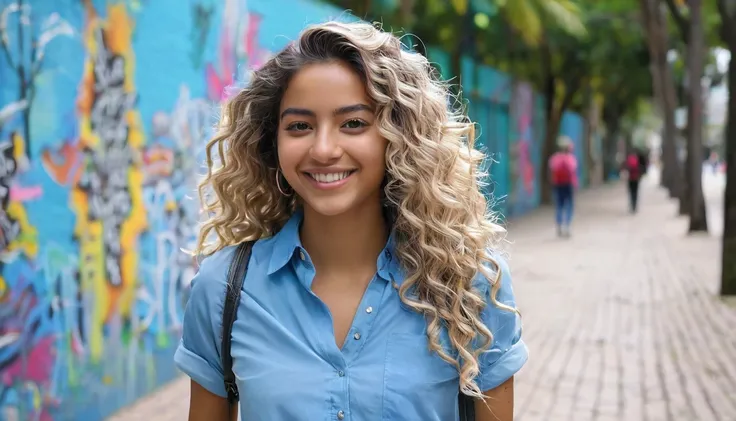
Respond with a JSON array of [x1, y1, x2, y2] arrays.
[[309, 171, 352, 183]]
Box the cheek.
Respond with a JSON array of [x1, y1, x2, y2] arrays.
[[359, 138, 388, 177], [276, 136, 296, 169]]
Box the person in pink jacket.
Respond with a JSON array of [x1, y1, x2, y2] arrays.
[[548, 137, 578, 237]]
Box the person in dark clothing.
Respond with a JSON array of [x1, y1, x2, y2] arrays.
[[624, 149, 647, 213]]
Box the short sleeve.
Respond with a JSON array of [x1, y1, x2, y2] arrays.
[[174, 247, 236, 398], [475, 254, 529, 392]]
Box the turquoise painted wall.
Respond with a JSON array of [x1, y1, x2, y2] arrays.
[[560, 111, 587, 188]]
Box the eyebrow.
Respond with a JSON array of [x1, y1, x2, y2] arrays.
[[280, 103, 373, 120]]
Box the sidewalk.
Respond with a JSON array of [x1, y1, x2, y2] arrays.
[[107, 173, 734, 421]]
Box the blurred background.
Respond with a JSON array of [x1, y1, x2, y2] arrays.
[[0, 0, 734, 420]]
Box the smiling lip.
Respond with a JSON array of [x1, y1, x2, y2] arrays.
[[303, 169, 356, 190]]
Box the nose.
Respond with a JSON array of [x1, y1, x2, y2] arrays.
[[309, 127, 342, 163]]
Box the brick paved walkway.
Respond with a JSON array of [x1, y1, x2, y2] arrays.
[[107, 171, 733, 421]]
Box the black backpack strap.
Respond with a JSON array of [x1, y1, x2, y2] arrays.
[[458, 392, 475, 421], [221, 242, 254, 409]]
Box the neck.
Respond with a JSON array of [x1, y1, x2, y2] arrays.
[[300, 200, 388, 274]]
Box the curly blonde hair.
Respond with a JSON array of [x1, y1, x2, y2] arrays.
[[195, 21, 516, 398]]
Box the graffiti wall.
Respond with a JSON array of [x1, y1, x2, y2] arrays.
[[507, 82, 544, 217], [0, 0, 340, 419]]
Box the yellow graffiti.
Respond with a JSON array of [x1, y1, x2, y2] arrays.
[[75, 3, 147, 362], [12, 132, 25, 163], [0, 132, 39, 261], [5, 201, 39, 259]]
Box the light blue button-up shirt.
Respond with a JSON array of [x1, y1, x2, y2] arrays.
[[174, 211, 528, 421]]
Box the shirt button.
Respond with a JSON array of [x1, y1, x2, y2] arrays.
[[365, 306, 373, 314], [353, 332, 361, 340], [299, 250, 305, 261], [338, 370, 345, 377], [337, 410, 345, 420]]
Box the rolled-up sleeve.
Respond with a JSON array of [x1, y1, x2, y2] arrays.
[[174, 248, 234, 398], [475, 254, 528, 392]]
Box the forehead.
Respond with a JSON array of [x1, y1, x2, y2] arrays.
[[280, 61, 370, 111]]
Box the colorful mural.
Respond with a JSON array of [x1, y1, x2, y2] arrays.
[[0, 0, 341, 419], [507, 82, 541, 217]]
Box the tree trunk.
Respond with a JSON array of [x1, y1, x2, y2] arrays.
[[678, 122, 690, 216], [542, 109, 563, 200], [602, 112, 621, 180], [640, 0, 681, 198], [686, 0, 708, 232], [449, 6, 474, 97], [541, 73, 557, 204], [722, 56, 736, 294], [540, 41, 557, 205], [718, 0, 736, 295]]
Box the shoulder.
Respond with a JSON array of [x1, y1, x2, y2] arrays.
[[192, 245, 239, 292], [192, 238, 274, 288], [184, 245, 240, 323]]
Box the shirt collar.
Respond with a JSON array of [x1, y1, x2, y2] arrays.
[[266, 210, 304, 275], [266, 210, 402, 283]]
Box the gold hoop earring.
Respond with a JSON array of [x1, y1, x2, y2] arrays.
[[276, 169, 291, 196]]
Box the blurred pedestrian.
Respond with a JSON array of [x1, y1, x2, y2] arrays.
[[623, 148, 647, 213], [176, 21, 527, 421], [709, 151, 720, 175], [548, 136, 578, 237]]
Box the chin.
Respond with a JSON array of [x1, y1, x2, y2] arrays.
[[304, 202, 354, 217], [302, 196, 359, 217]]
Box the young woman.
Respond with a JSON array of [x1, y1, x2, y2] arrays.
[[175, 21, 528, 421]]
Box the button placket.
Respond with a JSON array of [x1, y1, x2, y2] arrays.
[[339, 277, 391, 362]]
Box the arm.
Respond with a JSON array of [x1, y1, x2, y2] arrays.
[[189, 381, 237, 421], [475, 377, 515, 421], [473, 255, 528, 421], [174, 249, 239, 421]]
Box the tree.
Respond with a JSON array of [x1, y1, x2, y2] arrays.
[[535, 1, 654, 203], [683, 0, 708, 232], [664, 0, 720, 230], [640, 0, 683, 200], [716, 0, 736, 295], [595, 28, 653, 179]]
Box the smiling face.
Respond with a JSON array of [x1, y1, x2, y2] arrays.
[[276, 60, 387, 218]]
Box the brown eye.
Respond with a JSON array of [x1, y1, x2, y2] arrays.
[[342, 119, 367, 129], [286, 122, 311, 131]]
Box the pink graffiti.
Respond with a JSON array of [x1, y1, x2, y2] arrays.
[[517, 141, 534, 194], [1, 335, 56, 421], [10, 185, 43, 201], [513, 83, 535, 196], [1, 336, 55, 385], [206, 12, 269, 102]]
